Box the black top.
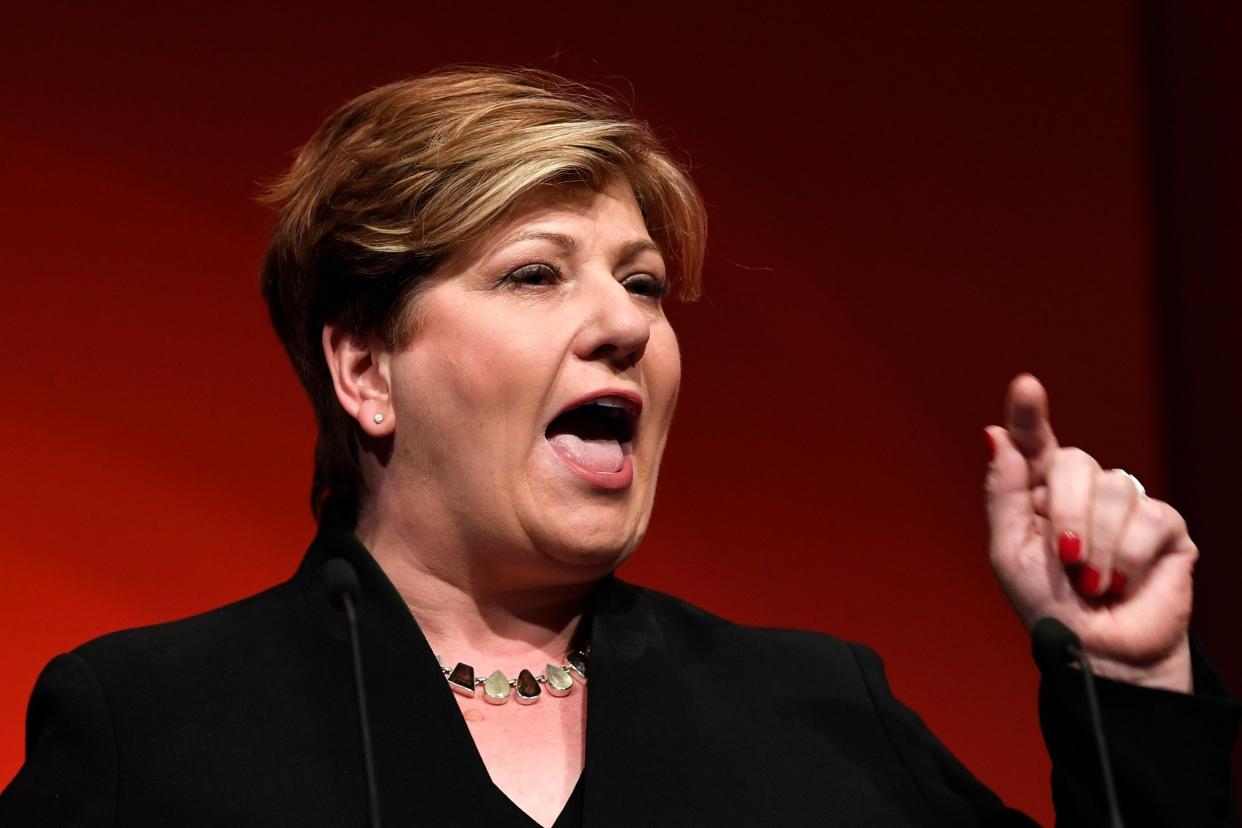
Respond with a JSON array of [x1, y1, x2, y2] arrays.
[[550, 773, 583, 828], [2, 508, 1239, 826]]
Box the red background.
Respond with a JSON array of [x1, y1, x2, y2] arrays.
[[2, 3, 1235, 822]]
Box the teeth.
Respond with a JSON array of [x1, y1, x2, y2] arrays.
[[590, 396, 630, 410]]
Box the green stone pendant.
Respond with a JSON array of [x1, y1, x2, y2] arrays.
[[545, 663, 574, 697], [483, 669, 511, 705]]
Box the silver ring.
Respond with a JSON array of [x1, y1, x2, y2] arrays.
[[1112, 468, 1147, 499]]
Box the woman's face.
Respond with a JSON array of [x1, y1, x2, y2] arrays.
[[381, 179, 680, 577]]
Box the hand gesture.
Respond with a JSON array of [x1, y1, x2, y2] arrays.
[[984, 374, 1195, 693]]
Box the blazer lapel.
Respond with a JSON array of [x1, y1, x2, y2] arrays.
[[583, 577, 716, 827], [296, 506, 527, 825]]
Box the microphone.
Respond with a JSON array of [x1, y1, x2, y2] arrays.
[[1031, 618, 1123, 828], [324, 558, 382, 828], [1030, 617, 1084, 673]]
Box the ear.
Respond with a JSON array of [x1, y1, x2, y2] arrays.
[[322, 324, 394, 437]]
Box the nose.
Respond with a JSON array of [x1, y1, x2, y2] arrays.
[[573, 274, 650, 369]]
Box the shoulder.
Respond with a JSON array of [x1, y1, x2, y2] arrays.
[[70, 575, 313, 688], [601, 577, 888, 691]]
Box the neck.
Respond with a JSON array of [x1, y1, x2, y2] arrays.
[[355, 511, 598, 671]]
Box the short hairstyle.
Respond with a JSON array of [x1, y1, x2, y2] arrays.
[[260, 65, 707, 522]]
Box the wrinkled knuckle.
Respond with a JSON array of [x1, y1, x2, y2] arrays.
[[1047, 502, 1077, 529], [1154, 500, 1184, 531], [1112, 544, 1142, 571], [1030, 485, 1050, 516], [1172, 515, 1189, 539], [1132, 498, 1160, 528], [1060, 446, 1093, 467], [1095, 470, 1129, 498], [1047, 488, 1085, 525]]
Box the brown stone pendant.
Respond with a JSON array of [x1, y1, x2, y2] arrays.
[[567, 650, 589, 685], [447, 662, 476, 697], [515, 669, 541, 704]]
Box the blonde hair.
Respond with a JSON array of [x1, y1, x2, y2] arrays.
[[260, 65, 707, 521]]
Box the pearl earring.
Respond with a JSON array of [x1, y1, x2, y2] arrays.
[[373, 414, 385, 425]]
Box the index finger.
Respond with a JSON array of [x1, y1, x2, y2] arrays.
[[1005, 373, 1059, 485]]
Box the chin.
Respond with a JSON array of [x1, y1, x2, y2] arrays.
[[520, 455, 658, 573], [529, 512, 646, 572]]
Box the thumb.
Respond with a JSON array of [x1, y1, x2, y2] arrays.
[[984, 425, 1035, 552], [1005, 373, 1058, 483]]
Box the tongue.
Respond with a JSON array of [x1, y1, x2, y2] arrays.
[[547, 433, 624, 473]]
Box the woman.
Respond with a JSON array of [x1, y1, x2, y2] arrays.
[[1, 66, 1236, 827]]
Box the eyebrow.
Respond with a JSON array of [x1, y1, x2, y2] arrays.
[[499, 231, 664, 266], [615, 239, 663, 268]]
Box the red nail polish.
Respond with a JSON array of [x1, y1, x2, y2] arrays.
[[1106, 571, 1127, 596], [983, 429, 996, 462], [1076, 566, 1101, 595], [1058, 531, 1082, 564]]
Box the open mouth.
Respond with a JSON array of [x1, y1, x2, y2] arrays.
[[544, 395, 639, 477]]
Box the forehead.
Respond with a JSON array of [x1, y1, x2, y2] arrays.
[[476, 179, 656, 255]]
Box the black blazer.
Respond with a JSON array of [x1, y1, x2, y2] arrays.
[[2, 511, 1239, 826]]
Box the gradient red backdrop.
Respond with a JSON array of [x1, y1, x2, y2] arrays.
[[2, 4, 1232, 822]]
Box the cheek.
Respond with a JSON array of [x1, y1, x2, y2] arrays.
[[401, 307, 549, 442], [647, 325, 682, 419]]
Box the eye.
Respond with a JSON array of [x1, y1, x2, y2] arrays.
[[503, 263, 561, 287], [622, 273, 669, 300]]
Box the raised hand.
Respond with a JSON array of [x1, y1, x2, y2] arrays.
[[984, 374, 1196, 693]]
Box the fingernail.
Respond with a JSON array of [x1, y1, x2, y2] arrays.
[[1106, 571, 1127, 596], [984, 429, 996, 462], [1076, 566, 1101, 595], [1057, 531, 1082, 564]]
